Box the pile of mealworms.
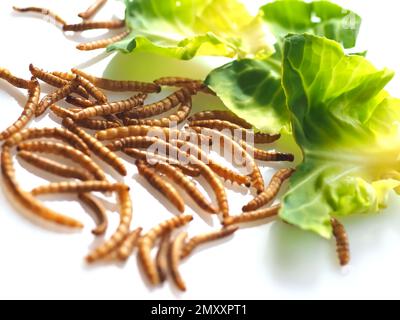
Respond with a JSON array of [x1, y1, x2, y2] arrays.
[[1, 1, 351, 292]]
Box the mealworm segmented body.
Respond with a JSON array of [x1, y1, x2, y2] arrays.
[[0, 67, 31, 89], [331, 218, 350, 266], [154, 76, 213, 95], [138, 215, 193, 285], [50, 105, 80, 119], [240, 141, 295, 162], [77, 30, 131, 51], [156, 232, 171, 283], [65, 95, 96, 108], [116, 227, 143, 261], [188, 110, 253, 130], [78, 193, 108, 236], [75, 75, 108, 104], [181, 226, 239, 259], [62, 117, 127, 176], [0, 78, 40, 141], [86, 187, 132, 263], [136, 160, 185, 213], [71, 68, 161, 93], [77, 119, 121, 130], [78, 0, 107, 20], [169, 232, 188, 292], [243, 168, 295, 212], [13, 6, 66, 26], [63, 19, 125, 32], [31, 181, 127, 196], [223, 205, 280, 226]]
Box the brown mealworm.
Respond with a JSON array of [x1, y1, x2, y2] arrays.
[[243, 168, 295, 212], [75, 75, 108, 104], [154, 76, 213, 95], [1, 145, 83, 228], [116, 227, 143, 261], [136, 160, 185, 213], [77, 119, 121, 130], [50, 105, 80, 119], [0, 67, 31, 89], [188, 110, 253, 130], [223, 204, 280, 226], [17, 141, 106, 181], [156, 232, 171, 283], [0, 78, 40, 141], [138, 215, 193, 285], [63, 19, 125, 32], [331, 218, 350, 266], [169, 232, 188, 292], [77, 30, 131, 51], [62, 117, 127, 176], [78, 0, 107, 20], [13, 6, 66, 26], [78, 193, 108, 236], [31, 181, 127, 196], [86, 187, 132, 263], [71, 68, 161, 93], [65, 95, 96, 108], [181, 226, 239, 259], [240, 140, 295, 162]]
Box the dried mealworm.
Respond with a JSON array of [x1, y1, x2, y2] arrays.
[[75, 75, 108, 104], [136, 160, 185, 213], [31, 181, 126, 196], [50, 105, 80, 119], [78, 0, 107, 20], [116, 227, 143, 261], [77, 30, 130, 51], [181, 226, 239, 259], [62, 117, 127, 176], [243, 168, 295, 212], [240, 140, 295, 162], [17, 141, 106, 181], [169, 232, 188, 292], [223, 204, 280, 226], [86, 187, 132, 262], [13, 6, 66, 26], [1, 145, 83, 228], [0, 67, 31, 89], [78, 193, 108, 236], [65, 95, 96, 108], [154, 76, 214, 95], [331, 218, 350, 266], [138, 215, 193, 285], [63, 19, 125, 32], [72, 94, 145, 120], [71, 68, 161, 93], [77, 119, 121, 130], [188, 110, 253, 130], [0, 78, 40, 141], [156, 232, 171, 283]]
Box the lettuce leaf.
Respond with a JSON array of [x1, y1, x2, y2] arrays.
[[280, 34, 400, 238], [108, 0, 275, 60]]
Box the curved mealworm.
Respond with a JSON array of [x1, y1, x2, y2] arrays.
[[31, 181, 127, 196], [243, 168, 295, 212], [71, 68, 161, 93], [0, 78, 40, 141], [17, 141, 106, 181], [62, 117, 127, 176], [77, 119, 121, 130], [78, 193, 108, 236], [116, 227, 143, 261], [331, 218, 350, 266], [156, 232, 171, 283], [169, 232, 188, 292], [86, 187, 132, 263], [75, 75, 108, 104], [72, 93, 146, 120], [188, 110, 253, 130], [181, 226, 239, 259], [50, 105, 80, 119], [77, 30, 130, 51], [12, 6, 66, 26], [138, 215, 193, 285], [63, 19, 125, 32], [0, 67, 31, 89], [240, 140, 295, 162], [1, 145, 83, 228], [78, 0, 107, 20], [65, 95, 96, 108], [223, 204, 280, 226], [136, 160, 185, 213]]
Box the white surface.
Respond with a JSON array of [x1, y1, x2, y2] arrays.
[[1, 0, 400, 300]]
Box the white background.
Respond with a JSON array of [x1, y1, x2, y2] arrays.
[[1, 0, 400, 300]]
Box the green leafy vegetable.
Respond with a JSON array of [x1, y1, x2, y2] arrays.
[[280, 34, 400, 238]]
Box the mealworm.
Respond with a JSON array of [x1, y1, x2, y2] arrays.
[[169, 232, 188, 292], [78, 0, 107, 20], [18, 151, 93, 181], [77, 119, 121, 130], [77, 30, 130, 51], [86, 187, 132, 263], [0, 67, 31, 89], [181, 226, 239, 259], [12, 6, 66, 26], [124, 87, 198, 119], [136, 160, 185, 213], [240, 140, 295, 162], [331, 218, 350, 266], [50, 105, 80, 119], [75, 75, 108, 104], [116, 227, 143, 261], [154, 76, 214, 95], [1, 145, 83, 228], [78, 193, 108, 236], [72, 94, 146, 120], [17, 141, 106, 181], [0, 78, 40, 141], [156, 232, 171, 283], [63, 19, 125, 32], [138, 215, 193, 285], [188, 110, 253, 130], [62, 117, 127, 176], [31, 181, 127, 196], [65, 95, 96, 108], [223, 204, 280, 226], [71, 68, 161, 93], [243, 168, 295, 212], [4, 127, 90, 155]]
